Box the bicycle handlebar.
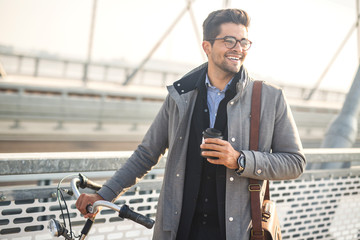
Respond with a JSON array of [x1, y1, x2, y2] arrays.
[[49, 174, 155, 239], [71, 174, 155, 229]]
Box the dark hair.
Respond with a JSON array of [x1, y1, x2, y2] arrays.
[[203, 9, 251, 43]]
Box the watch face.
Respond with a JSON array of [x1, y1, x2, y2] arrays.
[[238, 155, 244, 166], [236, 155, 245, 174]]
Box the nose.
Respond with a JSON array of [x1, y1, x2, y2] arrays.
[[233, 40, 243, 52]]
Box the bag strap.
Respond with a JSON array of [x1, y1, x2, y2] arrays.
[[249, 81, 270, 240], [249, 81, 262, 151]]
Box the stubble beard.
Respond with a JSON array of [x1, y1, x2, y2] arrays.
[[209, 50, 245, 76], [217, 58, 243, 75]]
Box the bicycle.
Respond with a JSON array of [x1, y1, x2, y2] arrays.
[[48, 173, 155, 240]]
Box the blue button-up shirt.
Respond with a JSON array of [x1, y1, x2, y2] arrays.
[[205, 74, 233, 128]]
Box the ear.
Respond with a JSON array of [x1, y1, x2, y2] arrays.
[[202, 41, 211, 56]]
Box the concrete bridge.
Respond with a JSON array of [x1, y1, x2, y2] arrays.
[[0, 77, 356, 152], [0, 51, 358, 153]]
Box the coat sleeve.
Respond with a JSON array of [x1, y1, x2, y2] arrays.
[[97, 95, 170, 201], [241, 88, 306, 180]]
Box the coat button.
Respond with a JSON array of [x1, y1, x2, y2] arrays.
[[175, 211, 178, 215], [230, 177, 234, 182], [257, 169, 262, 174], [229, 217, 234, 222], [179, 136, 183, 140], [176, 174, 180, 177], [177, 83, 181, 86], [231, 137, 236, 142], [230, 101, 234, 105]]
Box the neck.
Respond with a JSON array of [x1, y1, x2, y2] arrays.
[[207, 69, 235, 91]]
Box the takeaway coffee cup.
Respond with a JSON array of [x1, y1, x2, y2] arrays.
[[201, 128, 223, 159]]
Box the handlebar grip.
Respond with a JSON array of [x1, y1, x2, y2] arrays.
[[80, 219, 94, 237], [86, 179, 102, 191], [118, 204, 155, 229], [78, 173, 102, 191]]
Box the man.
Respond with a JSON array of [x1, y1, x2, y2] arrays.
[[76, 8, 306, 240]]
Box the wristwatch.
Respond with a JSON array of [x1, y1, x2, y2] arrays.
[[235, 152, 246, 175]]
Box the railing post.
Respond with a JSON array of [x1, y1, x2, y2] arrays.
[[17, 55, 23, 74], [62, 60, 68, 78], [34, 57, 39, 77], [161, 72, 167, 87], [83, 63, 89, 86], [104, 65, 109, 82], [95, 95, 105, 131], [55, 91, 67, 130], [10, 88, 24, 129]]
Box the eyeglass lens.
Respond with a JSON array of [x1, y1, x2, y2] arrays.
[[224, 37, 251, 50]]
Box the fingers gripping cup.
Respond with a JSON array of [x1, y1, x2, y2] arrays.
[[201, 128, 223, 159]]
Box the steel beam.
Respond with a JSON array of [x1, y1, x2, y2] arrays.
[[123, 1, 193, 85]]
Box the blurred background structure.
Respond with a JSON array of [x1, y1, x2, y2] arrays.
[[1, 0, 360, 239], [0, 0, 359, 153]]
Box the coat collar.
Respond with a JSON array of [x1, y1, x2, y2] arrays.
[[172, 62, 250, 96]]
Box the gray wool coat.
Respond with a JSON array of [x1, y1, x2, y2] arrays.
[[97, 63, 306, 240]]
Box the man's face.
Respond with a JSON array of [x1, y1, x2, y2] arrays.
[[204, 23, 249, 75]]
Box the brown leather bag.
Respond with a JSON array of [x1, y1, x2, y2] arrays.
[[249, 81, 282, 240]]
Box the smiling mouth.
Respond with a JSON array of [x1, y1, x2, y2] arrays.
[[227, 56, 240, 61], [226, 55, 242, 62]]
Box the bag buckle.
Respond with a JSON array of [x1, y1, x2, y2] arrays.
[[251, 229, 264, 237], [248, 184, 261, 192], [262, 201, 273, 220]]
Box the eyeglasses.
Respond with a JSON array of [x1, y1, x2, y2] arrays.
[[208, 36, 252, 51]]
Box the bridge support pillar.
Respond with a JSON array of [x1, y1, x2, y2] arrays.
[[320, 65, 360, 168]]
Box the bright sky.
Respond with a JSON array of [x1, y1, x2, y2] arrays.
[[0, 0, 358, 92]]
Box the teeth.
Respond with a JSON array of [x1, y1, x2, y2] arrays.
[[228, 57, 239, 60]]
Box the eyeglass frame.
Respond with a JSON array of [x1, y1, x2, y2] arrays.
[[206, 36, 252, 51]]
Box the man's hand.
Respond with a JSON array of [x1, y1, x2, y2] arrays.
[[75, 193, 104, 218], [200, 138, 241, 169]]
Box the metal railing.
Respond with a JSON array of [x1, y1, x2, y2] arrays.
[[0, 51, 348, 102], [1, 149, 360, 239], [0, 51, 189, 87]]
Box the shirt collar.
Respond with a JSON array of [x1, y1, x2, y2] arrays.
[[205, 74, 235, 92]]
